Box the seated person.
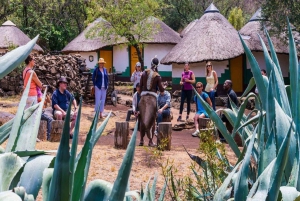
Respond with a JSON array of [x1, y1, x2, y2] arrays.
[[126, 83, 141, 121], [38, 89, 53, 141], [52, 77, 78, 139], [155, 82, 171, 135], [192, 82, 212, 137]]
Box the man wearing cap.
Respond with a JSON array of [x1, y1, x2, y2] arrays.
[[92, 58, 109, 118], [138, 56, 165, 147], [52, 77, 78, 139], [130, 62, 143, 93]]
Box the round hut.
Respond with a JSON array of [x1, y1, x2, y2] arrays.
[[180, 19, 198, 38], [61, 18, 115, 71], [161, 3, 245, 94], [239, 8, 300, 84], [0, 20, 43, 54], [114, 16, 181, 81]]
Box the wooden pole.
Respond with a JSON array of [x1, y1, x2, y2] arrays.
[[38, 120, 47, 141], [114, 121, 130, 149], [157, 122, 172, 151], [50, 120, 64, 142]]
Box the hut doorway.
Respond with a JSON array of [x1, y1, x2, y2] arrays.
[[230, 55, 243, 93], [130, 46, 143, 74], [99, 47, 113, 73]]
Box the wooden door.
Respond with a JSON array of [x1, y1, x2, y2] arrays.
[[99, 50, 113, 73], [230, 56, 243, 93], [130, 46, 139, 74]]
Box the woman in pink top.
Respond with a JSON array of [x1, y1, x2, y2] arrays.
[[23, 55, 43, 109], [177, 62, 195, 121]]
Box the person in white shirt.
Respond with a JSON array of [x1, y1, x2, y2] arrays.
[[130, 62, 143, 93], [126, 83, 141, 122]]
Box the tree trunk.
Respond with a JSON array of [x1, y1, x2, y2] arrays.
[[50, 120, 64, 142], [114, 121, 130, 149], [157, 122, 172, 151], [38, 120, 47, 141]]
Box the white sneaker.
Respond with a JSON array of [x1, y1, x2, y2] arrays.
[[36, 138, 41, 142], [192, 130, 200, 137], [154, 130, 158, 136]]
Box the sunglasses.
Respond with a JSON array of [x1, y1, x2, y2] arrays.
[[206, 65, 212, 67], [196, 86, 203, 88]]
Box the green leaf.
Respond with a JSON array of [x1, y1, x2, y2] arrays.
[[266, 72, 275, 134], [241, 77, 256, 98], [280, 186, 300, 201], [266, 123, 293, 201], [214, 161, 242, 201], [13, 150, 47, 157], [5, 72, 34, 152], [18, 155, 54, 199], [14, 87, 48, 152], [158, 180, 167, 201], [0, 35, 39, 79], [151, 173, 158, 200], [234, 126, 257, 200], [83, 179, 113, 201], [239, 33, 267, 110], [12, 186, 34, 201], [0, 191, 22, 201], [0, 104, 39, 145], [47, 100, 72, 201], [262, 130, 276, 172], [193, 87, 241, 158], [69, 98, 82, 196], [72, 109, 111, 201], [108, 121, 139, 201], [0, 153, 24, 191], [42, 168, 53, 201], [264, 28, 282, 79]]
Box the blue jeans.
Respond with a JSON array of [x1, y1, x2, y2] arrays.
[[156, 109, 170, 126], [207, 90, 216, 111], [41, 112, 53, 139]]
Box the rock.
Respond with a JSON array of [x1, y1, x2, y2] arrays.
[[173, 90, 181, 97]]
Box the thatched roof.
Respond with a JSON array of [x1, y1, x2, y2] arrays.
[[139, 17, 181, 44], [180, 19, 198, 38], [62, 18, 114, 53], [0, 20, 43, 52], [239, 8, 300, 54], [161, 3, 244, 64]]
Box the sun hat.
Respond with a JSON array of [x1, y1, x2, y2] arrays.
[[57, 76, 68, 87], [98, 58, 106, 64]]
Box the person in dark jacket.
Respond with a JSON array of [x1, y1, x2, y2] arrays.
[[92, 58, 109, 118]]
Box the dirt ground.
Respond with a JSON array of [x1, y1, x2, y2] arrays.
[[0, 94, 239, 200]]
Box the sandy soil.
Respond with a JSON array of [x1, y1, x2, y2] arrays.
[[0, 94, 240, 200]]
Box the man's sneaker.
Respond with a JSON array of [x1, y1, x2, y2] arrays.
[[192, 130, 200, 137]]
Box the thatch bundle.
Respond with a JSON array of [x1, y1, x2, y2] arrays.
[[180, 19, 198, 38], [161, 3, 244, 64], [239, 8, 300, 55], [0, 20, 43, 52]]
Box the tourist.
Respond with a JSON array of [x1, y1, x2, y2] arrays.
[[130, 62, 143, 93], [155, 82, 171, 135], [23, 55, 44, 109], [205, 61, 218, 111], [52, 77, 78, 139], [192, 82, 212, 137], [126, 83, 142, 122], [92, 58, 109, 118], [177, 62, 195, 122], [38, 90, 53, 141], [255, 69, 267, 94], [218, 80, 238, 142]]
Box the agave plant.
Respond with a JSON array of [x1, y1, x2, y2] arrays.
[[189, 19, 300, 201]]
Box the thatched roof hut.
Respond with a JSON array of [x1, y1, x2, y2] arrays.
[[161, 3, 244, 64], [62, 18, 114, 53], [180, 19, 198, 38], [139, 16, 181, 44], [0, 20, 43, 52], [239, 8, 300, 54]]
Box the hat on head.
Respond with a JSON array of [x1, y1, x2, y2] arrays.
[[57, 76, 68, 87], [136, 62, 141, 67], [98, 58, 106, 64]]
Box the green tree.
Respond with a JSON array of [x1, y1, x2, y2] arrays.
[[228, 7, 245, 30], [86, 0, 166, 68], [262, 0, 300, 33]]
